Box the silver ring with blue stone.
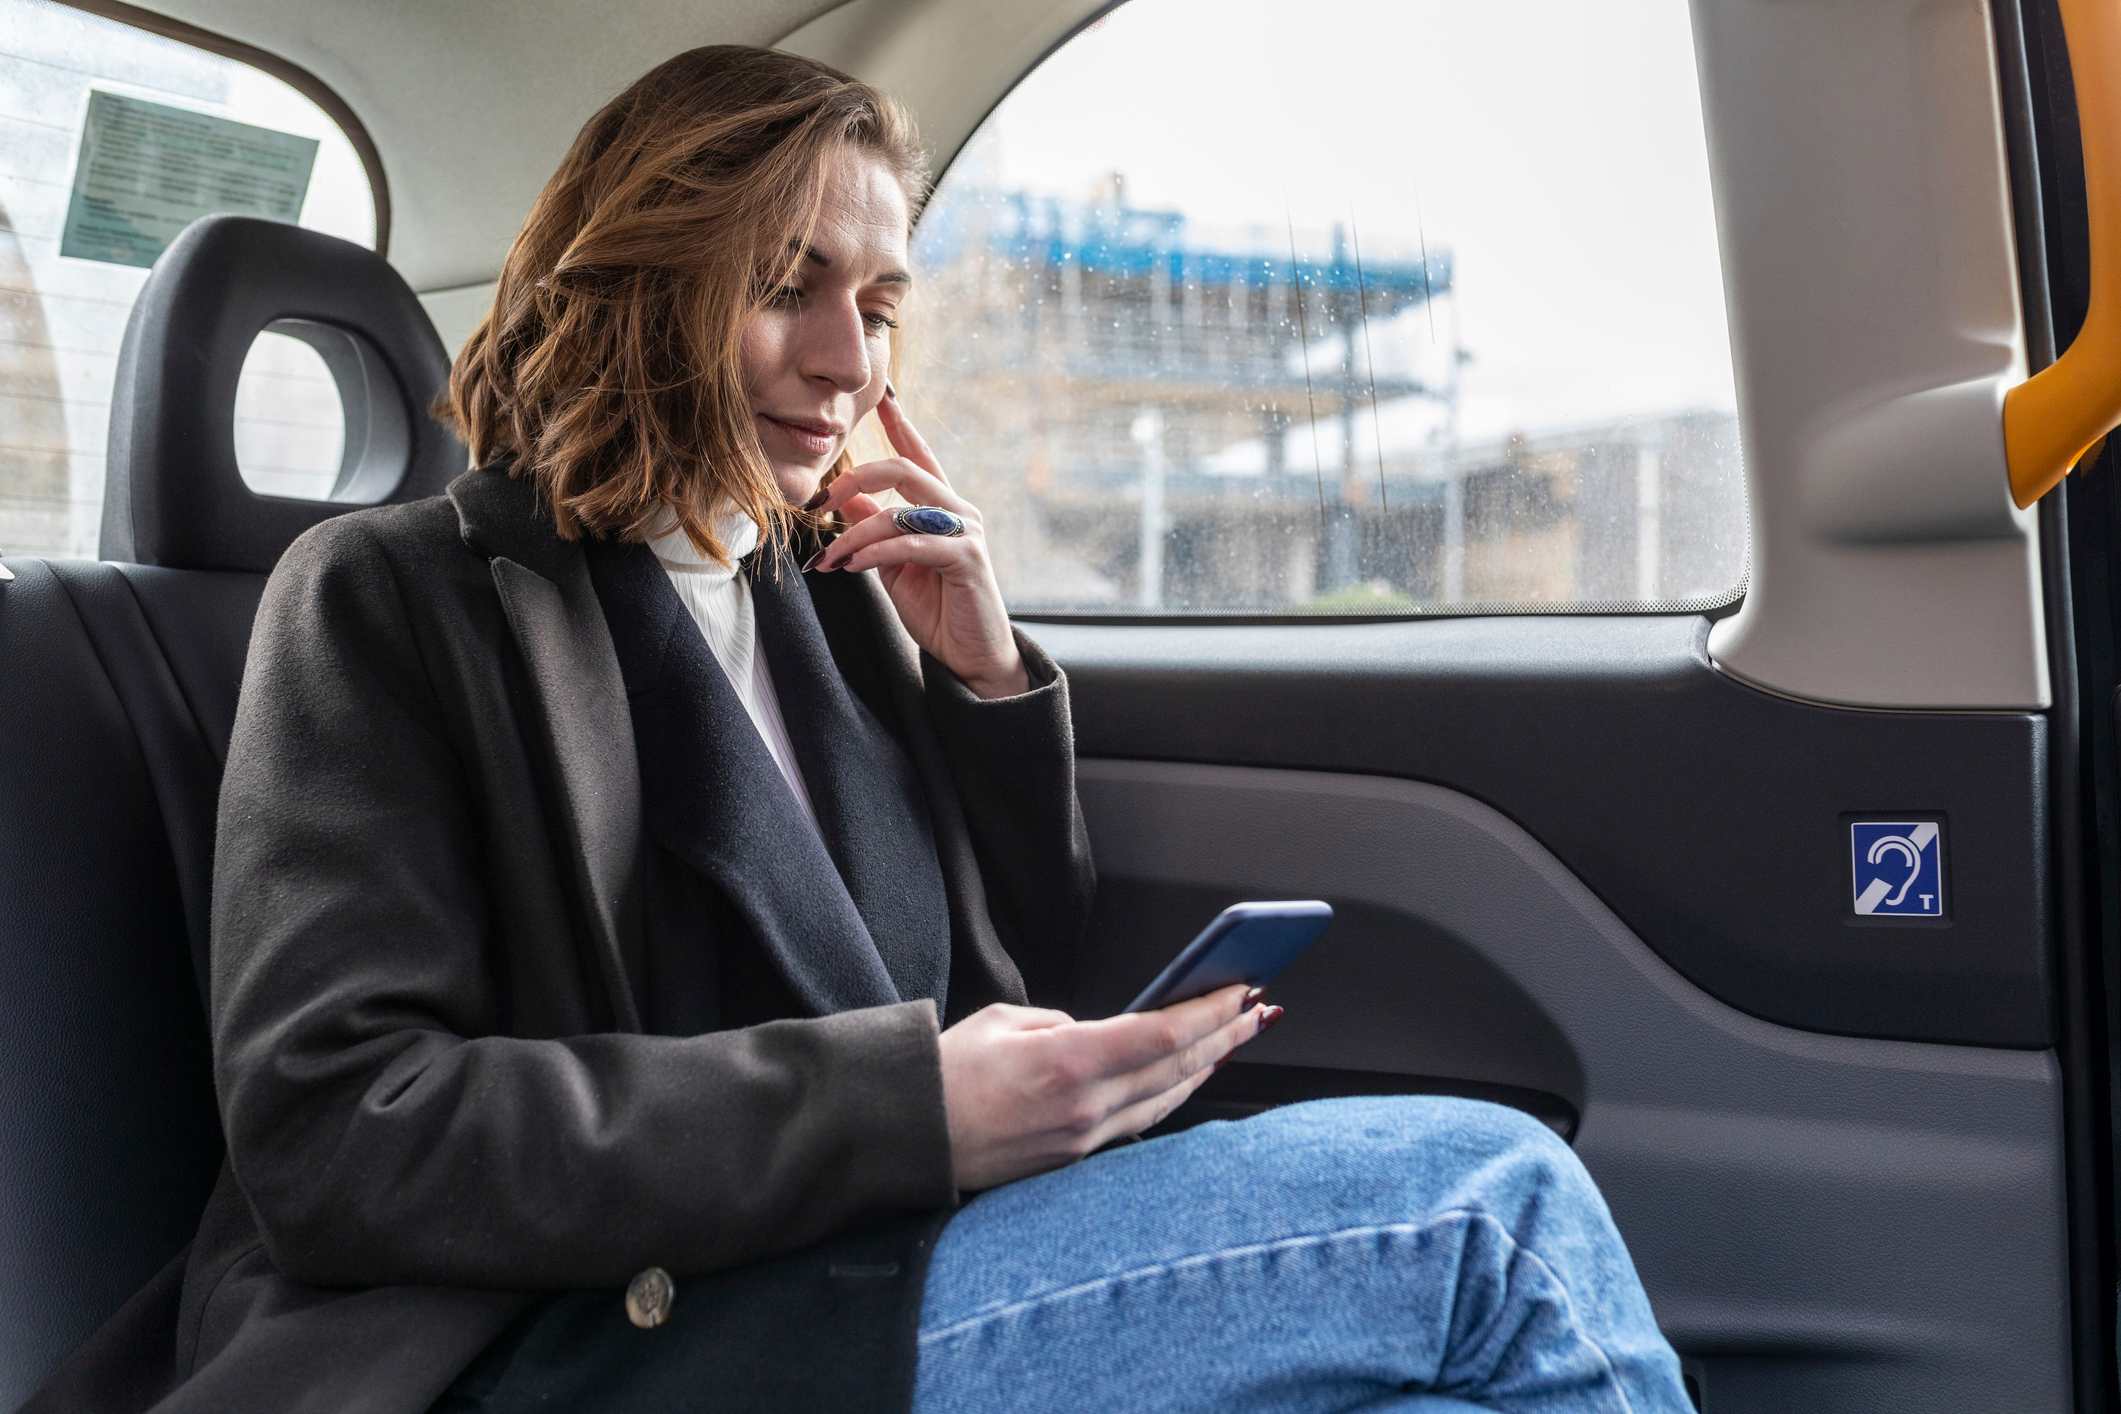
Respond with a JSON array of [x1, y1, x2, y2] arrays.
[[892, 505, 966, 538]]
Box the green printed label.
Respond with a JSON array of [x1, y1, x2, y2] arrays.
[[61, 90, 318, 268]]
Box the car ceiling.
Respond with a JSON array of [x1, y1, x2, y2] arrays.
[[103, 0, 944, 292]]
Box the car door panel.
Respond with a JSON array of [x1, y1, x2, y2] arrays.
[[1040, 614, 2050, 1047], [1068, 755, 2068, 1414]]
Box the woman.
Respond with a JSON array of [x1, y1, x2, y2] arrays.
[[30, 44, 1691, 1414]]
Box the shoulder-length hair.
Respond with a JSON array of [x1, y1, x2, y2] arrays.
[[437, 45, 931, 572]]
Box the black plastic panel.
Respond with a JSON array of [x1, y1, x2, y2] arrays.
[[1143, 1061, 1577, 1142], [1028, 613, 2050, 1047]]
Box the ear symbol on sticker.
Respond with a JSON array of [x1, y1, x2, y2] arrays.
[[1865, 835, 1923, 909]]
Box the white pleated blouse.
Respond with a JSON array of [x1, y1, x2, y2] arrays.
[[645, 503, 824, 839]]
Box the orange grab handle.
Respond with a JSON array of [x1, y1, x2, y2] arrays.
[[2006, 0, 2121, 507]]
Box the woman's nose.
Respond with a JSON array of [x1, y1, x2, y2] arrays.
[[797, 296, 874, 393]]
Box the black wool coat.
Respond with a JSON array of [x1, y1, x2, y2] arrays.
[[20, 463, 1098, 1413]]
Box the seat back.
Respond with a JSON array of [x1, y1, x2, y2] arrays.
[[0, 215, 466, 1405]]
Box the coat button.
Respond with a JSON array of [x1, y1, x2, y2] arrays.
[[626, 1266, 675, 1329]]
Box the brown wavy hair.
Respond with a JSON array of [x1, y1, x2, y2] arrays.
[[436, 45, 931, 573]]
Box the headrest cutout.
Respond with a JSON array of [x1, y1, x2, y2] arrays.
[[102, 215, 466, 572], [233, 318, 412, 507]]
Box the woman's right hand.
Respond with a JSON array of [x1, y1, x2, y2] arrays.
[[937, 982, 1267, 1194]]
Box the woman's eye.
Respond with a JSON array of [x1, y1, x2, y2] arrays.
[[767, 286, 897, 332]]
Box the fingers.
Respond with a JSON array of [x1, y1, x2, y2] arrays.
[[806, 498, 915, 572], [1083, 995, 1261, 1151], [1073, 982, 1256, 1079], [875, 388, 953, 488], [1091, 1059, 1219, 1152], [837, 489, 886, 525], [819, 457, 975, 521], [800, 489, 883, 572], [1109, 993, 1261, 1110], [808, 487, 986, 576], [832, 531, 988, 579]]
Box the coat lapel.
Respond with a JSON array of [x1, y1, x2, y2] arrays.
[[580, 525, 904, 1018], [748, 538, 953, 1015], [803, 563, 1035, 1024], [448, 466, 646, 1033]]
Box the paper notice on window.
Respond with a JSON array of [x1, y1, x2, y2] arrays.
[[60, 90, 319, 268]]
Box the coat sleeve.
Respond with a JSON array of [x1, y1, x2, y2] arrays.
[[918, 626, 1098, 1013], [211, 514, 958, 1292]]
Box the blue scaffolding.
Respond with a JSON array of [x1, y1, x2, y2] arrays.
[[917, 188, 1453, 311]]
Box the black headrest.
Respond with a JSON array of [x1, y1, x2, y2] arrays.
[[101, 215, 467, 573]]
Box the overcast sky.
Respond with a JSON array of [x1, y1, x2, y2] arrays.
[[943, 0, 1738, 450]]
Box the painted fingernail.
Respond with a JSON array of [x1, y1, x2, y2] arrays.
[[801, 487, 830, 512], [800, 543, 832, 572], [884, 377, 898, 402], [1241, 987, 1267, 1010], [1258, 1005, 1285, 1032]]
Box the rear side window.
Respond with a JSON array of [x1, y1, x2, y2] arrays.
[[905, 0, 1747, 616], [1, 0, 378, 561]]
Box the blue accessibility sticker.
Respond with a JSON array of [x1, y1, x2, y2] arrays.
[[1849, 821, 1945, 917]]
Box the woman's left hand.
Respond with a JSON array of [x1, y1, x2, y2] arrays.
[[807, 389, 1030, 698]]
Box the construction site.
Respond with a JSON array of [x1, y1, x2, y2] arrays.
[[901, 172, 1748, 614]]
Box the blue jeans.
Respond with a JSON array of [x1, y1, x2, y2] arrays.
[[911, 1095, 1689, 1413]]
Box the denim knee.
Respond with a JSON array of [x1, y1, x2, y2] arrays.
[[1393, 1095, 1593, 1194], [1396, 1095, 1579, 1168], [1253, 1091, 1565, 1156], [1237, 1094, 1601, 1217]]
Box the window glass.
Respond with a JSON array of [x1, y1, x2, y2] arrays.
[[904, 0, 1746, 615], [231, 328, 346, 496], [1, 0, 376, 561]]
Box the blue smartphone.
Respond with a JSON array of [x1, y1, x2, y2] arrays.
[[1121, 900, 1332, 1013]]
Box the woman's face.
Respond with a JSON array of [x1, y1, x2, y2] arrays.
[[741, 146, 912, 505]]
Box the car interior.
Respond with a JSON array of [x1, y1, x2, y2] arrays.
[[4, 0, 2120, 1410]]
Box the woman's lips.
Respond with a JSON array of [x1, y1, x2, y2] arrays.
[[759, 413, 838, 456]]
